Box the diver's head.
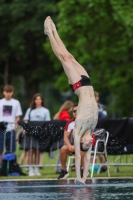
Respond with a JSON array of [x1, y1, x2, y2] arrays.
[[80, 142, 90, 152], [80, 137, 92, 152]]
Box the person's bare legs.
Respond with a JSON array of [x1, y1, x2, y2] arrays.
[[60, 145, 74, 170], [60, 146, 68, 171], [44, 17, 82, 84], [82, 146, 92, 183], [98, 154, 105, 163], [27, 149, 34, 176], [51, 20, 89, 78], [34, 150, 40, 164], [28, 150, 38, 165], [80, 129, 93, 183], [33, 149, 41, 176], [28, 149, 34, 165], [73, 125, 92, 184], [19, 151, 27, 165], [73, 127, 82, 182], [81, 151, 85, 168], [39, 153, 44, 165]]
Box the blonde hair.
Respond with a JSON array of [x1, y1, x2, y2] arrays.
[[53, 100, 74, 120], [94, 91, 99, 97]]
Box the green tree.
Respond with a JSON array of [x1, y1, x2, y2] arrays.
[[44, 0, 133, 117], [0, 0, 59, 108]]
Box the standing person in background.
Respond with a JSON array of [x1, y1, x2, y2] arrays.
[[54, 100, 74, 173], [22, 93, 51, 176], [94, 91, 107, 119], [53, 100, 74, 120], [0, 85, 22, 169]]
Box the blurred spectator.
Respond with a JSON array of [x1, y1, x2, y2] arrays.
[[94, 91, 107, 119], [0, 85, 22, 169], [20, 93, 51, 176], [54, 100, 74, 173], [53, 100, 74, 120], [58, 104, 85, 179]]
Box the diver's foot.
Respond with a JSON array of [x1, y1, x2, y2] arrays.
[[81, 177, 86, 183], [44, 16, 52, 35], [51, 20, 56, 31], [75, 180, 86, 185], [74, 178, 86, 185]]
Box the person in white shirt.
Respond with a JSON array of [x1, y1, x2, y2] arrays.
[[0, 85, 22, 169], [21, 93, 51, 176]]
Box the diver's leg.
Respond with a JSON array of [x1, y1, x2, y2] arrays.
[[74, 120, 93, 184], [74, 129, 82, 181], [51, 20, 89, 77], [44, 17, 81, 84], [73, 123, 92, 183], [44, 17, 63, 61], [82, 146, 92, 183]]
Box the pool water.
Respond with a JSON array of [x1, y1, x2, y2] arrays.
[[0, 179, 133, 200]]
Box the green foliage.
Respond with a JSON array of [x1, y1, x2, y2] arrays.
[[1, 0, 133, 116], [0, 0, 58, 84], [0, 0, 60, 111], [44, 0, 133, 116]]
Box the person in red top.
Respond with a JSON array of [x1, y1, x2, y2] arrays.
[[53, 100, 73, 120], [59, 110, 70, 120]]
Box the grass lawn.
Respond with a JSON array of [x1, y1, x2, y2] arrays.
[[0, 149, 133, 180]]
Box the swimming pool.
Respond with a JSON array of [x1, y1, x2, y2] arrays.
[[0, 179, 133, 200]]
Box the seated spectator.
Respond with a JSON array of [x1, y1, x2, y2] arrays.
[[58, 104, 85, 179], [54, 100, 74, 173]]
